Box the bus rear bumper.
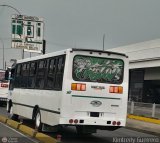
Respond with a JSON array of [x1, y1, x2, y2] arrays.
[[59, 117, 126, 127]]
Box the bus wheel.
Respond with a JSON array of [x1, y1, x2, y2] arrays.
[[35, 109, 42, 131]]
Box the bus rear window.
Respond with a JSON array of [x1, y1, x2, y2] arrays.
[[73, 55, 124, 84]]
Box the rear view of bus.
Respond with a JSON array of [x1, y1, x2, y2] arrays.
[[61, 49, 128, 134]]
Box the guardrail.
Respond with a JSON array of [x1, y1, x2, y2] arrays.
[[127, 101, 160, 119]]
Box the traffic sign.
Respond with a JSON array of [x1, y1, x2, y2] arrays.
[[11, 15, 44, 53]]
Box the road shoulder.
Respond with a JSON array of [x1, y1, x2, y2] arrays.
[[126, 117, 160, 136]]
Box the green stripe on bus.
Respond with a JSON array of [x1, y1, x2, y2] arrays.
[[72, 95, 121, 100]]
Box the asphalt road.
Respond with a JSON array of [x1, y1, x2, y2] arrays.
[[0, 106, 39, 143], [0, 106, 159, 143], [51, 125, 160, 143], [0, 122, 39, 143]]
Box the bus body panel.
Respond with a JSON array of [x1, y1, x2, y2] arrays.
[[60, 50, 128, 127], [12, 88, 61, 126]]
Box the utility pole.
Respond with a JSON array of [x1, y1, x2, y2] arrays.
[[0, 38, 5, 70], [5, 61, 6, 70]]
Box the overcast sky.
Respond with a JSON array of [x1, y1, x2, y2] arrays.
[[0, 0, 160, 69]]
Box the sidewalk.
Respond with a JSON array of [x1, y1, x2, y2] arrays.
[[126, 115, 160, 136]]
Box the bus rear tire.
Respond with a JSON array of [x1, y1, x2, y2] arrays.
[[35, 109, 42, 131]]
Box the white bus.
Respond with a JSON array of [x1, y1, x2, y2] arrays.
[[7, 48, 128, 134], [0, 70, 9, 106]]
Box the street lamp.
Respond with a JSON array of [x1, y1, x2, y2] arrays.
[[0, 4, 21, 15]]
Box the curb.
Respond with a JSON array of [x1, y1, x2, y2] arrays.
[[6, 119, 22, 129], [18, 124, 37, 137], [0, 115, 8, 123], [36, 132, 58, 143], [0, 115, 60, 143], [127, 114, 160, 125]]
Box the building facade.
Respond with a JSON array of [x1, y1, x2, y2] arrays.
[[109, 39, 160, 104]]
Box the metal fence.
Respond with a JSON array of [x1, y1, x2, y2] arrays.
[[127, 101, 160, 119]]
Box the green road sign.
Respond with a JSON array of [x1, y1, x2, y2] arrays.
[[11, 14, 44, 53]]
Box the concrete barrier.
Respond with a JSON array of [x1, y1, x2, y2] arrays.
[[127, 114, 160, 125], [18, 124, 37, 137], [6, 119, 21, 129], [0, 115, 8, 123], [35, 132, 59, 143]]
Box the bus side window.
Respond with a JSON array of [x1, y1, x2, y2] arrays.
[[54, 55, 65, 90], [28, 62, 37, 88], [46, 58, 56, 89], [21, 63, 29, 88], [15, 64, 22, 88], [35, 60, 47, 89], [49, 59, 56, 75]]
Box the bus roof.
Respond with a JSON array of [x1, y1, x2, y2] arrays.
[[71, 48, 128, 58], [16, 48, 128, 64]]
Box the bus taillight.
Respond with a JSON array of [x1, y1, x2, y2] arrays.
[[71, 83, 86, 91], [109, 86, 123, 94], [117, 121, 121, 126], [74, 119, 78, 124], [112, 121, 117, 126], [69, 119, 73, 124]]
